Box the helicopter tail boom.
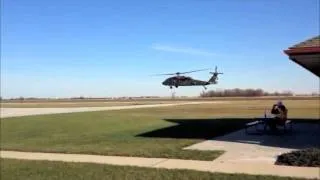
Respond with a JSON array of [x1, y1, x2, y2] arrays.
[[208, 75, 218, 84]]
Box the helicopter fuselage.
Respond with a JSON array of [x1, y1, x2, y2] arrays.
[[162, 76, 212, 89], [156, 66, 222, 89]]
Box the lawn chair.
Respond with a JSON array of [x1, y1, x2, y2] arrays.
[[245, 110, 292, 135], [262, 109, 292, 134], [275, 108, 293, 133]]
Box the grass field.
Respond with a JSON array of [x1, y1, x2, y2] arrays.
[[1, 99, 319, 161], [1, 159, 309, 180]]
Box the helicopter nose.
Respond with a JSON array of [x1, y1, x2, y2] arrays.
[[162, 79, 169, 85]]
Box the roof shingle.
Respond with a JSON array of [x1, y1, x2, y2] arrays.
[[290, 35, 320, 48]]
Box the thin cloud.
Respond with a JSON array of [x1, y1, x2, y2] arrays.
[[151, 44, 218, 57]]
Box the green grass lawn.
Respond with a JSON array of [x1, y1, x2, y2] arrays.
[[1, 159, 309, 180], [1, 99, 319, 161]]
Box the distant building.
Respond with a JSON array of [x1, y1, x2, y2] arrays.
[[284, 35, 320, 77]]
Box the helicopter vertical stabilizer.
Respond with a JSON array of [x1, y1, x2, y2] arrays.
[[208, 66, 223, 84]]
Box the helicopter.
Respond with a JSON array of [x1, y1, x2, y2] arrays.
[[154, 66, 223, 90]]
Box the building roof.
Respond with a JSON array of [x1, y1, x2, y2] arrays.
[[290, 35, 320, 49], [284, 35, 320, 55], [283, 35, 320, 77]]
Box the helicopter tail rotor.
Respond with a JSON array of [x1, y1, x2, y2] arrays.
[[210, 66, 223, 76]]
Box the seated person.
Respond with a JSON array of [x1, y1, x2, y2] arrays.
[[272, 101, 287, 119], [268, 101, 288, 131]]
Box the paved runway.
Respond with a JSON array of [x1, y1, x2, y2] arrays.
[[1, 101, 226, 118]]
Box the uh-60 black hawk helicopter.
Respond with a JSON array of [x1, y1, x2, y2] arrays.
[[154, 66, 223, 90]]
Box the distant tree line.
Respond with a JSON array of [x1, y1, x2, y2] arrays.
[[200, 88, 294, 97]]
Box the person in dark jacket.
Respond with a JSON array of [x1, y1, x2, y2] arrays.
[[269, 101, 288, 131]]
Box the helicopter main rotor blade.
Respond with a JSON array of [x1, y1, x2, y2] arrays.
[[178, 68, 211, 75], [151, 73, 178, 76], [151, 68, 211, 76]]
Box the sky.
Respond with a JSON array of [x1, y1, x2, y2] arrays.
[[1, 0, 319, 98]]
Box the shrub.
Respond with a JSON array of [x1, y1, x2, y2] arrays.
[[275, 148, 320, 167]]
